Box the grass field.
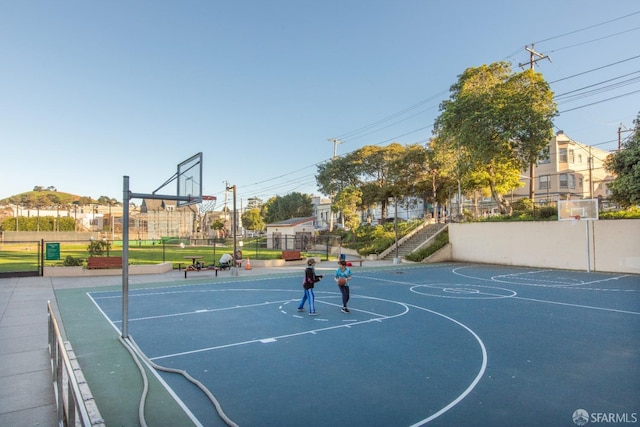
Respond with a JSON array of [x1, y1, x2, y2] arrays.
[[0, 240, 327, 272]]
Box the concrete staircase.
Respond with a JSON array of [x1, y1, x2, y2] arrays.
[[381, 223, 447, 261]]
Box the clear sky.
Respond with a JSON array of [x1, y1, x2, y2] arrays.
[[1, 1, 638, 208]]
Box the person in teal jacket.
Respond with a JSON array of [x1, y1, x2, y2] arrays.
[[334, 260, 352, 313]]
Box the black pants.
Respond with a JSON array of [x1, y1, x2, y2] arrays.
[[339, 285, 350, 307]]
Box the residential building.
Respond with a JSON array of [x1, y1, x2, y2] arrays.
[[511, 130, 615, 204]]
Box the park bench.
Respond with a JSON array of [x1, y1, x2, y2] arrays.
[[346, 259, 365, 267], [282, 250, 303, 261], [183, 265, 219, 279], [87, 256, 122, 269]]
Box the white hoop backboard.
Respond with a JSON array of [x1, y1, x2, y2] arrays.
[[558, 199, 599, 221], [177, 152, 203, 207]]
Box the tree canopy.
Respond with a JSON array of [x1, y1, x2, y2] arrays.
[[433, 62, 557, 214], [261, 192, 314, 224], [604, 113, 640, 207]]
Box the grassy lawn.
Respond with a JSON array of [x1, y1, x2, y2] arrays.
[[0, 241, 327, 273]]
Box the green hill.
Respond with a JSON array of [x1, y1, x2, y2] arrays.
[[0, 190, 96, 207]]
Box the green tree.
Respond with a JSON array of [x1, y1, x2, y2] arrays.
[[241, 208, 265, 232], [353, 143, 406, 220], [315, 154, 360, 196], [605, 113, 640, 207], [262, 193, 314, 224], [211, 219, 226, 238], [434, 62, 556, 214], [333, 186, 363, 230]]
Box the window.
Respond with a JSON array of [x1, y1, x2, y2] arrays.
[[539, 175, 550, 190], [538, 157, 550, 165], [568, 174, 575, 189], [577, 154, 583, 164], [560, 173, 568, 188], [559, 148, 568, 162], [568, 149, 575, 163], [578, 177, 583, 188]]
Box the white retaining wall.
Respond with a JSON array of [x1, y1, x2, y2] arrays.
[[447, 219, 640, 274]]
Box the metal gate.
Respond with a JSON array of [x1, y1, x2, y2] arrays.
[[0, 240, 42, 278]]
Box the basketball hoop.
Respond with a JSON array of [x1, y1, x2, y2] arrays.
[[573, 215, 581, 221], [200, 196, 217, 213]]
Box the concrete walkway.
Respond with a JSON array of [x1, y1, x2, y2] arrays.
[[0, 260, 397, 426], [0, 275, 58, 426]]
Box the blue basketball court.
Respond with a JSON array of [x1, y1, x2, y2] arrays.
[[56, 262, 640, 426]]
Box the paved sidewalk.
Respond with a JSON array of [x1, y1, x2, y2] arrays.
[[0, 275, 57, 426], [0, 260, 397, 425]]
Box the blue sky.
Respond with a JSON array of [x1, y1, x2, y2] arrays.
[[1, 1, 638, 208]]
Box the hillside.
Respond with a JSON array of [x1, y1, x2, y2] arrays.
[[0, 190, 98, 207]]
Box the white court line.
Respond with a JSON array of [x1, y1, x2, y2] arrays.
[[452, 266, 637, 291], [118, 299, 294, 323], [512, 295, 640, 315], [149, 306, 408, 361], [405, 302, 487, 427], [89, 284, 488, 426]]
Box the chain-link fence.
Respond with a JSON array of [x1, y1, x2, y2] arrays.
[[0, 235, 344, 277]]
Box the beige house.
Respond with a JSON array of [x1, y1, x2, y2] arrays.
[[265, 217, 315, 250], [511, 130, 615, 204]]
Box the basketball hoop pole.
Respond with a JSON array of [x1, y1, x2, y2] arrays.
[[122, 176, 130, 338], [585, 219, 591, 273], [121, 176, 199, 339]]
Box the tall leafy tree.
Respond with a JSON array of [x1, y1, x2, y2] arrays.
[[354, 143, 406, 220], [332, 186, 362, 230], [262, 192, 314, 224], [434, 62, 556, 214], [604, 113, 640, 207], [241, 208, 265, 232], [426, 136, 467, 219]]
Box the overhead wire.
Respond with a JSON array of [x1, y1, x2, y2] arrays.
[[533, 10, 640, 44], [232, 10, 639, 200]]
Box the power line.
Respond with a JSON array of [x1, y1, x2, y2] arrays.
[[544, 26, 640, 53], [554, 74, 640, 103], [559, 88, 640, 113], [548, 54, 640, 84], [533, 10, 640, 44]]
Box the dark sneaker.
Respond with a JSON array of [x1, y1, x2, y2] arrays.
[[297, 308, 305, 312], [341, 307, 349, 313], [309, 312, 319, 316]]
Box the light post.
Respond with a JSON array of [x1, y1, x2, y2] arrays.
[[226, 182, 238, 275]]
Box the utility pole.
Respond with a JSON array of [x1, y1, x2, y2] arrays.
[[226, 181, 238, 275], [327, 138, 343, 232], [328, 138, 343, 159], [518, 44, 551, 71], [618, 124, 633, 151], [519, 44, 551, 205]]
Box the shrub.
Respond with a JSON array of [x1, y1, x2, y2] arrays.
[[599, 206, 640, 219], [63, 255, 83, 266], [88, 239, 111, 256], [405, 230, 449, 262]]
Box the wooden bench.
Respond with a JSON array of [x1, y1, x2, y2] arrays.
[[346, 259, 364, 267], [87, 256, 122, 269], [282, 250, 302, 261]]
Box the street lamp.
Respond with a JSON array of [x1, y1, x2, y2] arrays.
[[226, 182, 238, 275]]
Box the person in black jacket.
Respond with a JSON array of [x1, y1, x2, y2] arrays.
[[297, 258, 322, 316]]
